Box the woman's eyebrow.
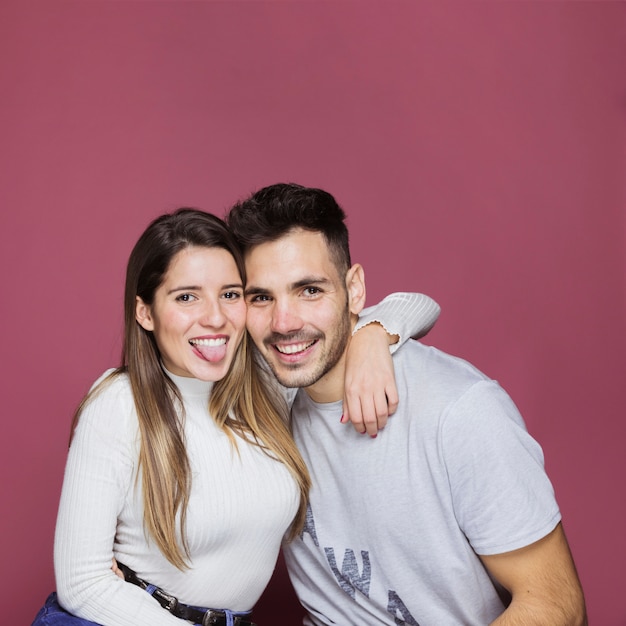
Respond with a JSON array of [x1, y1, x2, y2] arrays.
[[166, 285, 201, 295]]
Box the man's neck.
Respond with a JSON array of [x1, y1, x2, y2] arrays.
[[304, 354, 346, 404]]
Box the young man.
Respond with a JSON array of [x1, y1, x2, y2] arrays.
[[227, 183, 587, 626]]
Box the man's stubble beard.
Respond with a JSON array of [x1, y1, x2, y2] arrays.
[[261, 301, 352, 390]]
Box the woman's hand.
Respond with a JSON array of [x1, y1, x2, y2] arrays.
[[111, 558, 125, 580], [343, 322, 399, 437]]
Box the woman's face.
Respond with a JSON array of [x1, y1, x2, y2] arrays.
[[136, 245, 247, 381]]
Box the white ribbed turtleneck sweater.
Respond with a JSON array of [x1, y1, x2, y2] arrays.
[[54, 370, 299, 626]]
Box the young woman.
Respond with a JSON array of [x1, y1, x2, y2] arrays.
[[32, 209, 438, 626]]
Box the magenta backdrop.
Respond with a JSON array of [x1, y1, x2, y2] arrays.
[[2, 2, 624, 624]]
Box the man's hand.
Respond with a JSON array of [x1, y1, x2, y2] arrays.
[[343, 322, 399, 437]]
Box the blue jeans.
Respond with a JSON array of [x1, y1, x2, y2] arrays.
[[31, 593, 101, 625], [32, 591, 253, 626]]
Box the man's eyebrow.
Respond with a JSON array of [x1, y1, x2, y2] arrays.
[[245, 277, 331, 297], [244, 286, 270, 297], [291, 276, 332, 289]]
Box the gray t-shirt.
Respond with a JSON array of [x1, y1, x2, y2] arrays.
[[284, 341, 561, 626]]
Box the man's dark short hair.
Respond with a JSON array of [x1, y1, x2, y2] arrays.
[[227, 183, 351, 276]]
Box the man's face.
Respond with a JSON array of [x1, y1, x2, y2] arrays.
[[244, 228, 363, 401]]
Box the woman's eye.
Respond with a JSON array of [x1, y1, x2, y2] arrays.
[[176, 293, 196, 302], [222, 291, 242, 300]]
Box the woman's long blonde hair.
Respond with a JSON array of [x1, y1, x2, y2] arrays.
[[71, 209, 310, 569]]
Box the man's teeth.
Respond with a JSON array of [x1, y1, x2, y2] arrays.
[[190, 338, 227, 347], [276, 341, 315, 355]]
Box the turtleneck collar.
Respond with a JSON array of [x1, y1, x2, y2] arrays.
[[163, 366, 214, 400]]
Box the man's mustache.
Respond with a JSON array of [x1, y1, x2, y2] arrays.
[[264, 331, 323, 345]]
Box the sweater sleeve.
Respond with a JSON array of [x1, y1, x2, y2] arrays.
[[53, 374, 182, 626], [354, 292, 440, 354]]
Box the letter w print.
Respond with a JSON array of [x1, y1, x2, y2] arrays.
[[324, 547, 372, 599]]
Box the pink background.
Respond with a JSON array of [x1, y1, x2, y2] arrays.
[[2, 2, 624, 624]]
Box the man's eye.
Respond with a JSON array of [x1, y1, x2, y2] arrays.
[[303, 287, 321, 296], [248, 294, 271, 303]]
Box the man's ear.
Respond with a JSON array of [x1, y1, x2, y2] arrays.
[[346, 263, 366, 315], [135, 296, 154, 331]]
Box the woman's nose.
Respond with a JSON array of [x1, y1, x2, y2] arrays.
[[199, 300, 226, 327]]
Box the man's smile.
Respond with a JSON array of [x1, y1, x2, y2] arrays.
[[274, 340, 318, 355]]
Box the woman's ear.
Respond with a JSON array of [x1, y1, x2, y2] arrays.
[[346, 263, 366, 316], [135, 296, 154, 331]]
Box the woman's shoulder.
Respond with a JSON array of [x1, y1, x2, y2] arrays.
[[71, 369, 139, 462], [78, 369, 136, 427], [88, 368, 132, 397]]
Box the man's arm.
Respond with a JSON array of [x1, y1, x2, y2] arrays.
[[480, 523, 587, 626]]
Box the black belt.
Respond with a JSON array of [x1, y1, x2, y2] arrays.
[[117, 561, 257, 626]]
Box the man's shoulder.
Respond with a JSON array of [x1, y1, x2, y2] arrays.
[[394, 340, 490, 387], [394, 341, 526, 432]]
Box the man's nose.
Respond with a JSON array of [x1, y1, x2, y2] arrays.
[[271, 300, 303, 335]]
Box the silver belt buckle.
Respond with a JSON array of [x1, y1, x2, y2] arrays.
[[155, 588, 178, 612], [202, 609, 225, 625]]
